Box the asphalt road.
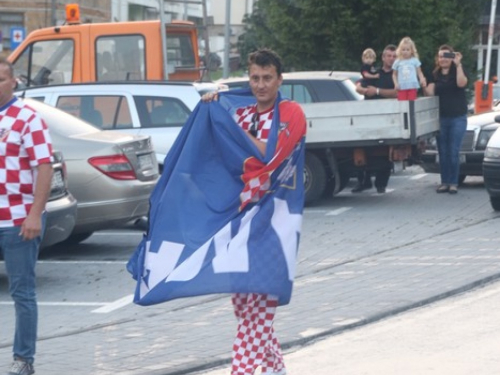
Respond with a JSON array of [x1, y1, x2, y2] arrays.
[[0, 165, 498, 374]]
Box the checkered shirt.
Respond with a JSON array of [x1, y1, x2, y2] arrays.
[[234, 104, 274, 143], [0, 98, 54, 227], [234, 105, 274, 207]]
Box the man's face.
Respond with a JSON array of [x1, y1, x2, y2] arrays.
[[248, 63, 283, 110], [382, 49, 397, 70], [0, 64, 16, 108]]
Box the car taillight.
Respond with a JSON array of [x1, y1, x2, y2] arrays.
[[88, 155, 137, 180]]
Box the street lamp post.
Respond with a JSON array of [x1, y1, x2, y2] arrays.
[[159, 0, 169, 80], [223, 0, 230, 78]]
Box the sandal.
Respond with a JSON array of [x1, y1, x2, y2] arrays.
[[449, 185, 458, 194], [436, 184, 449, 193]]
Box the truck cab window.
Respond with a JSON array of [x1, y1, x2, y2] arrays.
[[96, 35, 145, 81], [13, 39, 73, 88]]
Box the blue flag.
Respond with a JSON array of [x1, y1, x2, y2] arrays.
[[127, 89, 306, 306]]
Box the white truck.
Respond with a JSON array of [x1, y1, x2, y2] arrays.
[[302, 97, 440, 202]]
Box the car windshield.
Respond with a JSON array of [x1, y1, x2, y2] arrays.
[[23, 98, 101, 137]]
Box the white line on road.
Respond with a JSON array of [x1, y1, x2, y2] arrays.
[[325, 207, 352, 216], [0, 294, 135, 314], [36, 260, 127, 264], [0, 301, 104, 307], [410, 173, 428, 180], [91, 294, 134, 314], [92, 231, 143, 236]]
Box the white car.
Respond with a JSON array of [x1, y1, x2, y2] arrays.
[[16, 82, 202, 169]]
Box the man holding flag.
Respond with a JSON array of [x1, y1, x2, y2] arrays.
[[128, 49, 306, 375]]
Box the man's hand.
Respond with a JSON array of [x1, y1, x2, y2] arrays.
[[20, 214, 42, 241], [201, 91, 219, 102], [364, 86, 378, 97]]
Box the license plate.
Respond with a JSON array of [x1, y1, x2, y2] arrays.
[[138, 154, 154, 170], [51, 170, 64, 189]]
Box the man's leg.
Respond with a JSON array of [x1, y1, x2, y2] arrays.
[[352, 170, 372, 193], [374, 162, 392, 193], [1, 226, 40, 366], [231, 293, 283, 374]]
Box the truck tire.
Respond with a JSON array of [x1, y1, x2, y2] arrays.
[[304, 152, 327, 205], [490, 196, 500, 211]]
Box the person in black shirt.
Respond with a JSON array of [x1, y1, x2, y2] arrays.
[[360, 48, 380, 88], [354, 44, 398, 193], [424, 45, 468, 194]]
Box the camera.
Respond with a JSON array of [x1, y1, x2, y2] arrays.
[[443, 52, 456, 59]]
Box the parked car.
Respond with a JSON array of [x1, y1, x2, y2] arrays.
[[218, 71, 363, 103], [42, 150, 77, 248], [420, 111, 500, 184], [16, 82, 201, 169], [483, 115, 500, 211], [23, 98, 159, 244]]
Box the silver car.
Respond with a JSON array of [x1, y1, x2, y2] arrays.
[[42, 150, 77, 248], [26, 98, 159, 244]]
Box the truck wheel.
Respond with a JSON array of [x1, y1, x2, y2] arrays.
[[458, 174, 466, 185], [304, 152, 326, 205], [490, 196, 500, 211]]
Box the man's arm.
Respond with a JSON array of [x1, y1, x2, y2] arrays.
[[355, 81, 377, 97], [378, 86, 398, 98], [21, 162, 53, 240]]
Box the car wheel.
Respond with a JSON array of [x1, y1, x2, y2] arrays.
[[490, 196, 500, 211], [304, 152, 326, 205], [63, 232, 94, 245], [458, 174, 466, 185]]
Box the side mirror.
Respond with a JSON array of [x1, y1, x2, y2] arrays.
[[495, 115, 500, 123]]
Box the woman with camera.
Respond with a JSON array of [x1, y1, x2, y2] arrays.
[[424, 45, 468, 194]]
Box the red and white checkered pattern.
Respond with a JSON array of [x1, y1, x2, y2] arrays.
[[231, 293, 285, 375], [235, 105, 274, 208], [0, 99, 53, 227], [234, 105, 274, 142]]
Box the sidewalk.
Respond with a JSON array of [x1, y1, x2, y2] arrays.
[[200, 280, 500, 375]]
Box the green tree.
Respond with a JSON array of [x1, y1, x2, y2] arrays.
[[238, 0, 490, 75]]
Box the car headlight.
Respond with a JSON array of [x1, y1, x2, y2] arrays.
[[476, 129, 496, 150], [484, 147, 500, 159]]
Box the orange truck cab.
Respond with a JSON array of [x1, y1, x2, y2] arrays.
[[7, 4, 200, 88]]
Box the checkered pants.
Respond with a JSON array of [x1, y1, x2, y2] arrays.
[[231, 293, 285, 374]]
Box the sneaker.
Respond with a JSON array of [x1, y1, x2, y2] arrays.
[[376, 187, 386, 193], [8, 359, 34, 375]]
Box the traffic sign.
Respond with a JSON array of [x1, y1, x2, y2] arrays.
[[10, 27, 25, 50]]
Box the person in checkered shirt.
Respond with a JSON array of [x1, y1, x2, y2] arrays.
[[202, 49, 306, 375], [0, 59, 54, 375]]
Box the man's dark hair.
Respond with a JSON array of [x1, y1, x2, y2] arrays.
[[247, 48, 283, 76], [383, 44, 397, 53], [0, 58, 14, 78]]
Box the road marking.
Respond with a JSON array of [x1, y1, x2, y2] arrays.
[[0, 301, 104, 307], [36, 260, 127, 264], [410, 173, 427, 180], [91, 294, 134, 314], [92, 231, 143, 236], [325, 207, 352, 216], [0, 295, 134, 313]]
